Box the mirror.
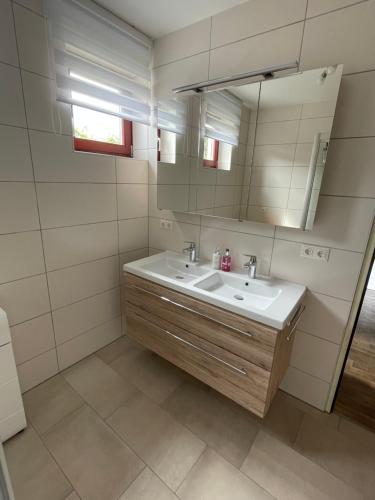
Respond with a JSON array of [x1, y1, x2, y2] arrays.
[[156, 65, 343, 229]]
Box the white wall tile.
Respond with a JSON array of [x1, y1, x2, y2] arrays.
[[13, 3, 51, 77], [10, 313, 55, 365], [297, 117, 333, 143], [299, 291, 351, 344], [301, 1, 375, 74], [14, 0, 44, 15], [332, 71, 375, 138], [0, 63, 26, 127], [22, 71, 71, 134], [57, 316, 121, 371], [42, 221, 118, 271], [258, 104, 302, 123], [253, 144, 295, 167], [0, 182, 39, 234], [280, 366, 330, 410], [116, 157, 148, 184], [209, 23, 303, 80], [271, 239, 363, 301], [290, 331, 340, 382], [0, 125, 33, 181], [30, 131, 116, 182], [117, 184, 148, 219], [149, 217, 200, 253], [251, 167, 293, 188], [0, 231, 44, 284], [276, 197, 375, 252], [211, 0, 306, 48], [255, 120, 299, 145], [119, 248, 149, 283], [153, 52, 209, 99], [48, 255, 120, 310], [200, 215, 275, 238], [118, 217, 148, 253], [322, 138, 375, 198], [0, 274, 50, 325], [199, 226, 273, 274], [306, 0, 364, 17], [154, 18, 210, 67], [17, 349, 58, 393], [249, 186, 289, 208], [157, 185, 190, 212], [36, 183, 117, 229], [0, 0, 18, 66], [53, 288, 120, 345]]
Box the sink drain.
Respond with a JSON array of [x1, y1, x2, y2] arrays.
[[234, 294, 244, 301], [175, 275, 185, 280]]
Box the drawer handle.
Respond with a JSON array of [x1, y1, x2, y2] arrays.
[[286, 304, 305, 341], [129, 284, 253, 339], [134, 312, 248, 376]]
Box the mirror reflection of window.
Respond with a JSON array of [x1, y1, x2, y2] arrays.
[[157, 97, 187, 164]]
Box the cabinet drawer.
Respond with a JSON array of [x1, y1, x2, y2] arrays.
[[124, 273, 278, 371], [126, 303, 270, 417]]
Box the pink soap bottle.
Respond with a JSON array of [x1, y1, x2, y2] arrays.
[[221, 248, 232, 272]]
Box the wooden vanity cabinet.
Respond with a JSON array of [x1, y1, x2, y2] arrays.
[[123, 272, 297, 418]]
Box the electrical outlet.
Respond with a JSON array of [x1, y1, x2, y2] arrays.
[[160, 219, 173, 231], [300, 245, 315, 259], [300, 244, 330, 262], [315, 247, 330, 262]]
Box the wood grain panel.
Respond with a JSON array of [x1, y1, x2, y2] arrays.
[[126, 305, 270, 417], [123, 273, 278, 371]]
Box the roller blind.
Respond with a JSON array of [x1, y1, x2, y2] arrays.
[[157, 98, 187, 135], [203, 90, 242, 146], [45, 0, 152, 125]]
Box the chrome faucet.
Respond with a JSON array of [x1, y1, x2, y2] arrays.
[[183, 241, 197, 262], [243, 254, 257, 279]]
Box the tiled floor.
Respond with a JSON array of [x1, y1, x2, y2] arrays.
[[4, 337, 375, 500]]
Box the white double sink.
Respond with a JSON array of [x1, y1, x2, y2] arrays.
[[123, 251, 306, 329]]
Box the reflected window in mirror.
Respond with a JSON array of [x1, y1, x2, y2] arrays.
[[158, 129, 177, 164], [203, 137, 233, 170], [156, 97, 188, 164]]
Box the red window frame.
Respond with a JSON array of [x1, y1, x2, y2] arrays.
[[203, 138, 219, 168], [74, 119, 133, 157]]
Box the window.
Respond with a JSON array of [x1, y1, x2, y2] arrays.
[[73, 105, 132, 156], [203, 137, 219, 168]]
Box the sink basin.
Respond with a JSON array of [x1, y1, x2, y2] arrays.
[[141, 253, 209, 283], [123, 251, 306, 329], [193, 272, 281, 311]]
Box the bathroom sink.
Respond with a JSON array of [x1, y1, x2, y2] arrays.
[[123, 251, 306, 329], [136, 252, 209, 283], [193, 272, 281, 310]]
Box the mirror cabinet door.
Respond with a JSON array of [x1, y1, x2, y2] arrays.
[[156, 64, 343, 230]]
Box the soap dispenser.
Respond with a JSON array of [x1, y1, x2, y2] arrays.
[[221, 248, 232, 272], [212, 247, 221, 270]]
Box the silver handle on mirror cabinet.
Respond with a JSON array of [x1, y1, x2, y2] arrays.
[[286, 304, 305, 341], [128, 284, 253, 339], [134, 312, 248, 376]]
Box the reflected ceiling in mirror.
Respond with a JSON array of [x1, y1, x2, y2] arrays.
[[156, 65, 343, 230]]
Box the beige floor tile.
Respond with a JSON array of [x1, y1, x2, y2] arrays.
[[43, 405, 144, 500], [177, 447, 273, 500], [107, 392, 205, 491], [338, 417, 375, 450], [64, 493, 80, 500], [111, 347, 185, 404], [63, 355, 139, 418], [22, 374, 84, 434], [4, 425, 73, 500], [241, 430, 363, 500], [96, 336, 138, 365], [261, 391, 304, 445], [162, 380, 260, 468], [279, 390, 340, 429], [119, 467, 178, 499], [294, 414, 375, 498]]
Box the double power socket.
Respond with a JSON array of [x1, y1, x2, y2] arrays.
[[300, 244, 330, 262]]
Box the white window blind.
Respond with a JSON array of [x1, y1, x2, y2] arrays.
[[157, 98, 187, 135], [203, 90, 242, 146], [45, 0, 152, 125]]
